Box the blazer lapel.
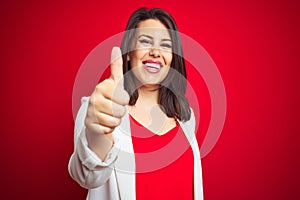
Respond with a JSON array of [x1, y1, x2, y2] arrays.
[[113, 110, 136, 200], [179, 110, 204, 200]]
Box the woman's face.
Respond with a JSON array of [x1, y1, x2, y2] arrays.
[[128, 19, 173, 87]]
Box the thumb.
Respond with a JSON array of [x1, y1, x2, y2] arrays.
[[110, 47, 124, 85]]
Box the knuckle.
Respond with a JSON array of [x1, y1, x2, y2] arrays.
[[119, 106, 126, 116], [89, 94, 96, 106], [118, 106, 126, 117], [102, 127, 113, 135], [112, 104, 125, 117], [95, 80, 110, 92], [95, 84, 103, 92], [87, 104, 97, 118], [120, 90, 130, 105], [96, 96, 106, 110], [95, 112, 104, 124], [96, 79, 115, 98], [112, 117, 121, 126], [124, 92, 130, 104], [90, 95, 107, 114], [95, 112, 120, 128], [112, 90, 129, 106]]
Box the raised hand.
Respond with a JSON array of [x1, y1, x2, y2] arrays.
[[85, 47, 129, 159]]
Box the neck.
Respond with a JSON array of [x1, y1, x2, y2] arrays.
[[128, 84, 177, 135], [135, 85, 159, 107]]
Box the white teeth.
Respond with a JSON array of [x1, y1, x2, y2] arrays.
[[145, 63, 161, 69]]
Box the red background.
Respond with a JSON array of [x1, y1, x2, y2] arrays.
[[1, 0, 299, 199]]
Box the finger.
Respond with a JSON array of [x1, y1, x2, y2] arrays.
[[94, 79, 129, 105], [94, 96, 126, 118], [95, 112, 121, 128], [87, 122, 114, 135], [106, 89, 130, 106], [110, 47, 123, 86]]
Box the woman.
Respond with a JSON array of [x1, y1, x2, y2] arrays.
[[69, 8, 204, 200]]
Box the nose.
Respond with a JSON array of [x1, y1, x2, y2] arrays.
[[149, 47, 161, 57]]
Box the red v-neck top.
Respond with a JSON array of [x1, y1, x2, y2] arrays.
[[130, 115, 194, 200]]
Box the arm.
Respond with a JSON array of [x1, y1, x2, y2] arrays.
[[68, 97, 120, 189], [68, 47, 129, 188]]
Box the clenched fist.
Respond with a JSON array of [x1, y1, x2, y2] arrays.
[[85, 47, 129, 160]]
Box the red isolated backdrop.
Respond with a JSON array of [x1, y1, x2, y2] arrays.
[[0, 0, 299, 199]]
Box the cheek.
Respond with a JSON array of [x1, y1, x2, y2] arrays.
[[130, 50, 147, 66], [165, 53, 173, 66]]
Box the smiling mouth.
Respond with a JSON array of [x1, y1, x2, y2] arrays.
[[142, 61, 163, 73], [144, 62, 161, 69], [143, 60, 163, 73]]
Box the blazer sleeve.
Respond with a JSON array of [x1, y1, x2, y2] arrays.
[[68, 97, 120, 189]]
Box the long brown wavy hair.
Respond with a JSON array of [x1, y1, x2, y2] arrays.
[[120, 7, 191, 122]]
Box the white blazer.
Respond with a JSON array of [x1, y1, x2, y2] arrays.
[[68, 97, 204, 200]]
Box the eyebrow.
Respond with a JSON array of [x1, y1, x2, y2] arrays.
[[137, 34, 172, 42]]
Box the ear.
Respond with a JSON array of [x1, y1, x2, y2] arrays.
[[127, 54, 130, 61]]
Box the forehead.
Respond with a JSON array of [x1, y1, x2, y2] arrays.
[[136, 19, 171, 39]]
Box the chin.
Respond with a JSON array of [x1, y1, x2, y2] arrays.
[[140, 81, 160, 87]]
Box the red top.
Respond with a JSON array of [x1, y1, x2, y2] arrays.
[[130, 115, 194, 200]]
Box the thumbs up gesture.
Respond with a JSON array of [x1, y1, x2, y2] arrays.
[[85, 47, 129, 158]]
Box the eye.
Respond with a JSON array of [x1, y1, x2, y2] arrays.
[[138, 39, 152, 46], [161, 43, 172, 49]]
